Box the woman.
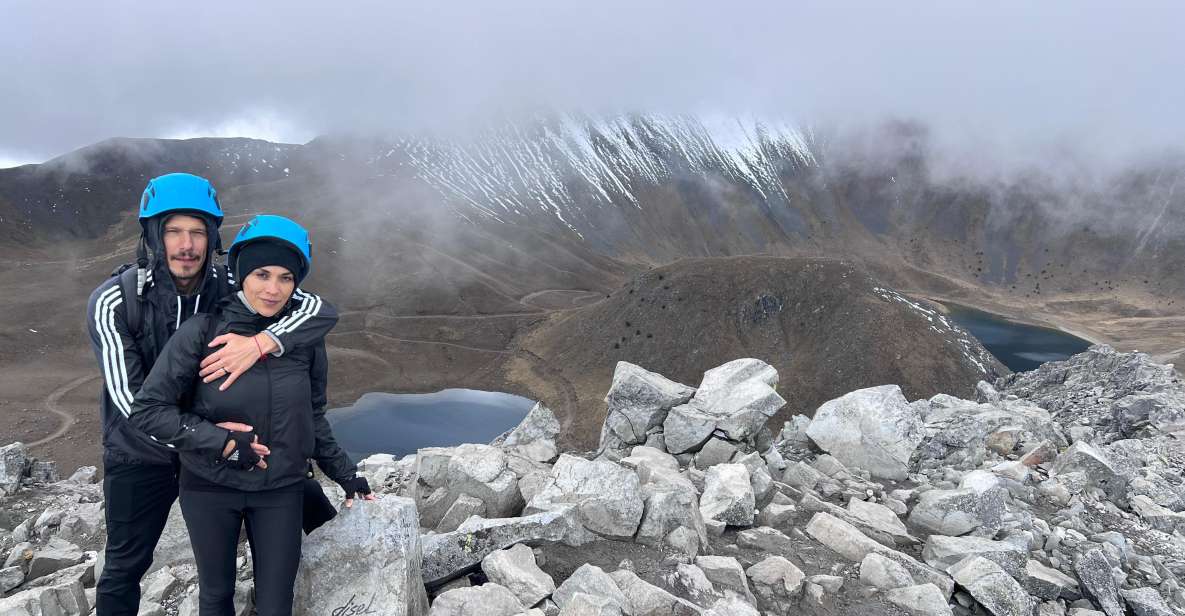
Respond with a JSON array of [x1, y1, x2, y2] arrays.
[[130, 214, 374, 616]]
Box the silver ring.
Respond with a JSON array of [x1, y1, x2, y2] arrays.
[[220, 367, 228, 375]]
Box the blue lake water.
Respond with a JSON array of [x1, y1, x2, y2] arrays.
[[941, 303, 1093, 372], [327, 389, 535, 461]]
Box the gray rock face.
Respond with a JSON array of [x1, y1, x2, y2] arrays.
[[914, 396, 1062, 473], [695, 556, 754, 603], [27, 538, 83, 581], [737, 527, 795, 559], [295, 497, 428, 616], [947, 556, 1034, 616], [429, 583, 524, 616], [526, 455, 644, 540], [1073, 549, 1123, 616], [859, 553, 915, 590], [1, 442, 29, 496], [688, 359, 786, 442], [552, 564, 629, 613], [805, 385, 924, 480], [1051, 442, 1126, 504], [422, 507, 592, 586], [1, 565, 24, 593], [884, 584, 954, 616], [908, 486, 1003, 537], [693, 438, 738, 470], [1119, 587, 1175, 616], [499, 403, 562, 464], [0, 577, 88, 616], [1024, 560, 1080, 601], [436, 495, 487, 534], [599, 362, 696, 457], [804, 513, 954, 598], [415, 445, 522, 529], [698, 464, 754, 526], [150, 503, 195, 573], [704, 595, 760, 616], [481, 544, 556, 608], [662, 405, 718, 455], [635, 472, 707, 557], [609, 569, 700, 616], [560, 593, 624, 616], [996, 345, 1185, 441], [745, 556, 804, 614], [922, 536, 1026, 580]]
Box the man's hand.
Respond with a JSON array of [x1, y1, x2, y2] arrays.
[[200, 333, 278, 391], [215, 422, 270, 458]]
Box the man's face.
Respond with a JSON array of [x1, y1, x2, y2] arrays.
[[161, 214, 208, 285]]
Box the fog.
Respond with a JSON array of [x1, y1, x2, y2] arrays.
[[3, 1, 1183, 169]]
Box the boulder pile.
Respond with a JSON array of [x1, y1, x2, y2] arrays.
[[2, 345, 1183, 616]]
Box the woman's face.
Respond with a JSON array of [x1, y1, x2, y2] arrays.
[[242, 265, 295, 317]]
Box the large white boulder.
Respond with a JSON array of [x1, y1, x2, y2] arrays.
[[805, 385, 924, 480]]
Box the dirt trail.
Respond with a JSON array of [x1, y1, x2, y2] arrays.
[[28, 375, 99, 448]]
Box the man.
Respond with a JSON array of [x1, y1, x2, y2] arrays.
[[86, 173, 338, 616]]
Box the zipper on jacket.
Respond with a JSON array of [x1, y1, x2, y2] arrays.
[[263, 358, 273, 483]]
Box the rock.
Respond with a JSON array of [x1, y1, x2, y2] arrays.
[[295, 497, 428, 616], [609, 569, 700, 616], [745, 556, 804, 614], [847, 498, 915, 543], [1051, 442, 1126, 504], [619, 447, 679, 485], [688, 359, 786, 441], [804, 513, 954, 598], [422, 507, 592, 586], [150, 503, 196, 573], [670, 563, 718, 606], [947, 556, 1034, 616], [606, 568, 696, 616], [599, 362, 696, 457], [56, 503, 103, 544], [436, 495, 488, 533], [429, 583, 524, 616], [799, 493, 899, 548], [481, 544, 556, 608], [415, 445, 522, 529], [0, 577, 88, 616], [885, 584, 954, 616], [698, 464, 754, 526], [552, 564, 629, 613], [27, 460, 57, 484], [0, 442, 29, 495], [693, 438, 738, 470], [526, 455, 645, 540], [805, 385, 924, 480], [27, 538, 84, 581], [66, 466, 98, 484], [703, 595, 760, 616], [1073, 549, 1123, 616], [500, 403, 562, 464], [859, 553, 915, 590], [1131, 495, 1185, 533], [737, 527, 795, 559], [1025, 560, 1081, 601], [809, 574, 844, 593], [141, 567, 181, 604], [559, 593, 623, 616], [695, 556, 754, 603], [908, 486, 1003, 536], [922, 536, 1026, 580], [1, 565, 24, 593], [756, 503, 795, 529], [635, 474, 707, 558], [1119, 587, 1175, 616], [731, 452, 774, 504], [662, 405, 718, 454]]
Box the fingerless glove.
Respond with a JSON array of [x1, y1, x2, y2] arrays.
[[223, 430, 261, 470]]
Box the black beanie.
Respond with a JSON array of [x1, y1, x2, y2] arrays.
[[234, 241, 306, 286]]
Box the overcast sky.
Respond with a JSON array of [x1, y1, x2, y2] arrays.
[[2, 1, 1182, 168]]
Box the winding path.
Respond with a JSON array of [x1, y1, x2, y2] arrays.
[[29, 375, 99, 448]]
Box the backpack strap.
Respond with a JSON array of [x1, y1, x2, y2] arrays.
[[117, 266, 143, 339]]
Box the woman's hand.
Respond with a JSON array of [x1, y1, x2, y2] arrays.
[[200, 333, 278, 391], [215, 422, 270, 459], [222, 430, 268, 470], [339, 476, 376, 509]]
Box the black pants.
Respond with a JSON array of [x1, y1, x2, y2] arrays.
[[97, 460, 178, 616], [180, 488, 304, 616]]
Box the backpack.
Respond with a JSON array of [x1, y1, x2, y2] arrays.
[[110, 264, 145, 339]]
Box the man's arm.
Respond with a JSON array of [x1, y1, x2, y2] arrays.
[[200, 291, 338, 390], [128, 317, 231, 452], [86, 282, 148, 420]]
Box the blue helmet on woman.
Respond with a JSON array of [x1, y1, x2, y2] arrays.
[[228, 214, 312, 286]]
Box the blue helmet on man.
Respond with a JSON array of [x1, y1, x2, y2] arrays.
[[138, 173, 224, 228], [228, 214, 312, 286]]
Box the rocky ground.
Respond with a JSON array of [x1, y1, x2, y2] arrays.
[[2, 345, 1185, 615]]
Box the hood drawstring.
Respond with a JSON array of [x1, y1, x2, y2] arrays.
[[135, 236, 149, 298], [175, 296, 182, 331], [194, 294, 201, 315]]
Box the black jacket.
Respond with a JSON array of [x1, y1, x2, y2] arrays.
[[129, 294, 356, 491], [86, 214, 337, 466]]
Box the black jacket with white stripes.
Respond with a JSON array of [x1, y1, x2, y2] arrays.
[[129, 294, 356, 490], [85, 216, 337, 466]]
